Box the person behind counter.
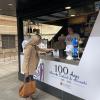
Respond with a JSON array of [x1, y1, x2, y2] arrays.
[[58, 34, 66, 58], [66, 27, 80, 60], [21, 34, 54, 100], [66, 27, 80, 44]]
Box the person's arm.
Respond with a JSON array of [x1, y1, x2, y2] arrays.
[[36, 46, 54, 53]]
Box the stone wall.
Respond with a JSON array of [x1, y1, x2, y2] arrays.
[[0, 15, 18, 59]]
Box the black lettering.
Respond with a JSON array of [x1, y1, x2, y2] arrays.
[[63, 67, 68, 75]]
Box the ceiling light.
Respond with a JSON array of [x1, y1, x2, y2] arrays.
[[65, 6, 71, 10], [71, 14, 76, 17], [8, 3, 13, 6]]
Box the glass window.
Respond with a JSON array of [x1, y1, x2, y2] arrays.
[[2, 35, 15, 49]]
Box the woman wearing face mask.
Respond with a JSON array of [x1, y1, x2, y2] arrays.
[[22, 34, 53, 100]]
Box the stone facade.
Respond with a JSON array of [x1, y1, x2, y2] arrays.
[[0, 15, 18, 59]]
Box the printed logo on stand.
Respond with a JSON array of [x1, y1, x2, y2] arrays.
[[50, 64, 87, 88]]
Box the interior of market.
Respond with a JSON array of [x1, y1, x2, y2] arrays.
[[22, 9, 98, 63]]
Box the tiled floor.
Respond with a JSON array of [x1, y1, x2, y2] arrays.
[[0, 57, 18, 78], [0, 59, 60, 100], [0, 72, 60, 100]]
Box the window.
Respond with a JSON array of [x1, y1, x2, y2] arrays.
[[2, 35, 15, 49]]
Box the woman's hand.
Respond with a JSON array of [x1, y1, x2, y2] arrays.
[[38, 46, 54, 53], [46, 48, 54, 53]]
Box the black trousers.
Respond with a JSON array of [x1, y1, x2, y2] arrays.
[[20, 74, 35, 82]]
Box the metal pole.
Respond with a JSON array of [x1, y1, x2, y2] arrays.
[[17, 16, 24, 74]]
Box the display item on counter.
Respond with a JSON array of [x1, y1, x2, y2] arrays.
[[52, 50, 59, 58], [72, 47, 78, 58], [65, 45, 73, 60], [72, 38, 78, 47], [65, 37, 79, 60], [71, 38, 79, 59]]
